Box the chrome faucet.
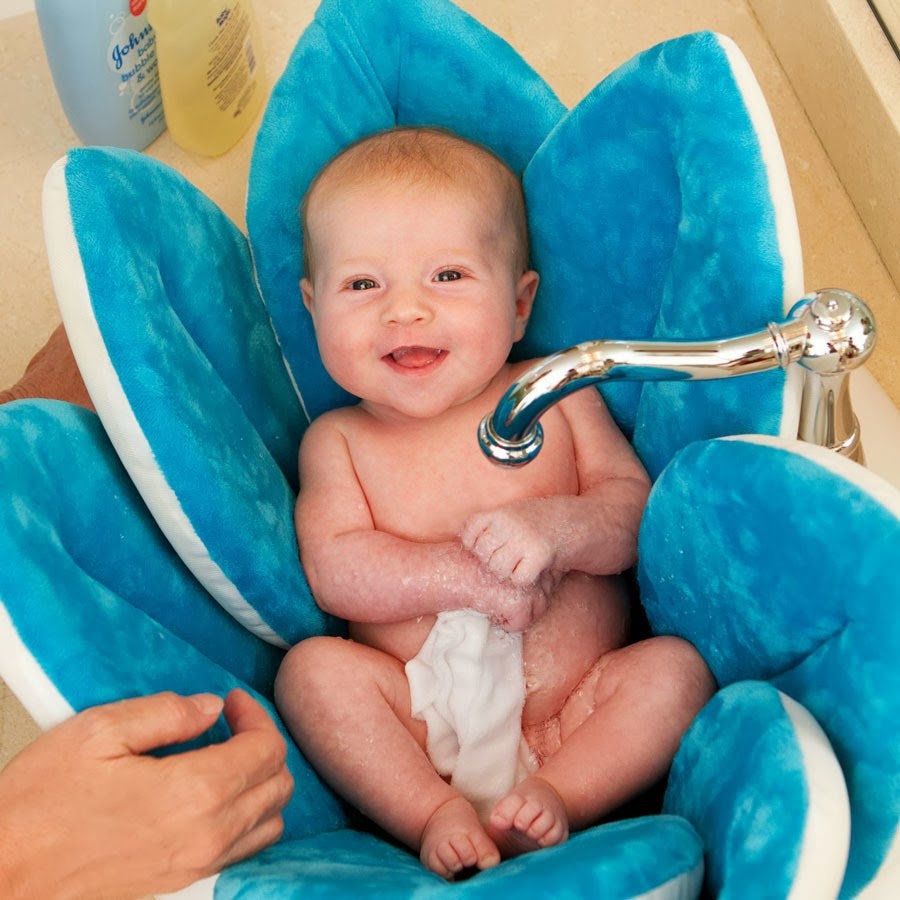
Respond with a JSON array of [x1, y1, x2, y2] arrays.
[[478, 289, 877, 467]]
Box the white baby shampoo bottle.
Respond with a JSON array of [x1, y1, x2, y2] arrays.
[[146, 0, 266, 157], [35, 0, 166, 150]]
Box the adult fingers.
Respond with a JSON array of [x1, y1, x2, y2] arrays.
[[76, 691, 225, 758], [213, 768, 293, 866], [167, 691, 291, 803], [222, 688, 280, 738], [163, 752, 292, 879], [215, 808, 288, 871]]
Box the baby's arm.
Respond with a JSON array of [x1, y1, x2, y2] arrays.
[[296, 415, 547, 631], [461, 388, 650, 585]]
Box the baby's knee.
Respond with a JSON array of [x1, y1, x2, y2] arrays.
[[275, 635, 351, 711], [649, 636, 716, 712]]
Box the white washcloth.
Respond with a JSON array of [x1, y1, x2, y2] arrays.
[[406, 609, 531, 820]]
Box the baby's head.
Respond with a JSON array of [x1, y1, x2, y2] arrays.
[[301, 126, 530, 282], [299, 127, 539, 421]]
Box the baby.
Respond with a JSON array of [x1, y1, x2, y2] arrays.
[[275, 127, 715, 879]]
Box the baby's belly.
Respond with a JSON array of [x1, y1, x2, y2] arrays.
[[520, 572, 629, 726], [350, 572, 630, 725]]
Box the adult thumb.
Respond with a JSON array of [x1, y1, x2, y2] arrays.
[[89, 691, 226, 757]]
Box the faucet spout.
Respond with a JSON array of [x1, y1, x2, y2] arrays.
[[479, 289, 876, 467]]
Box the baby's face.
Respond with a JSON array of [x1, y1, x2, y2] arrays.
[[301, 178, 537, 422]]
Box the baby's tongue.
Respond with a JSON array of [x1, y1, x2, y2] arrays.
[[391, 346, 441, 368]]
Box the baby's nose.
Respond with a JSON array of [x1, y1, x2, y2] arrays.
[[381, 289, 434, 326]]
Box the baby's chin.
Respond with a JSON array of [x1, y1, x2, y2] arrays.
[[359, 384, 495, 424]]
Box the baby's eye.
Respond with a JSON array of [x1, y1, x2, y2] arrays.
[[349, 278, 378, 291], [434, 269, 462, 282]]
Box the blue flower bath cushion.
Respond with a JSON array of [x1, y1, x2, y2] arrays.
[[248, 1, 804, 480], [0, 400, 346, 842], [518, 33, 805, 477], [42, 148, 342, 649], [216, 817, 704, 900], [639, 435, 900, 896], [18, 0, 893, 897], [664, 680, 850, 899]]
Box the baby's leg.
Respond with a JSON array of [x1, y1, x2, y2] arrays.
[[275, 636, 500, 878], [492, 636, 714, 850]]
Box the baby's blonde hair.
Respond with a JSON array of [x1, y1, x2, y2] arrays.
[[301, 126, 530, 279]]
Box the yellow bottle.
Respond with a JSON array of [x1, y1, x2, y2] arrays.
[[147, 0, 265, 156]]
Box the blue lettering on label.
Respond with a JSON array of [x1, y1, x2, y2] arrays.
[[110, 23, 154, 71]]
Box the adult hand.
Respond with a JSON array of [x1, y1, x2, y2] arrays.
[[0, 689, 293, 900], [0, 324, 92, 410]]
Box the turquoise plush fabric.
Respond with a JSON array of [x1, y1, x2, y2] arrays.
[[640, 436, 900, 896], [519, 33, 801, 476], [664, 680, 850, 898], [49, 147, 341, 648], [4, 0, 896, 896], [216, 817, 703, 899], [0, 401, 346, 841]]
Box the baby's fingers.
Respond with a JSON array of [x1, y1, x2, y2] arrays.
[[484, 544, 524, 583], [461, 517, 501, 564], [508, 555, 545, 586]]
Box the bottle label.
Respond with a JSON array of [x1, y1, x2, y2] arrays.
[[107, 10, 165, 130], [207, 3, 259, 118]]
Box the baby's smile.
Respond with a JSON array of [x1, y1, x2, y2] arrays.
[[384, 346, 448, 371]]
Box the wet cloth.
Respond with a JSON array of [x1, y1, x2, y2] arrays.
[[406, 609, 532, 819]]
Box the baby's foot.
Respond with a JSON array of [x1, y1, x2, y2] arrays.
[[420, 796, 501, 879], [488, 776, 569, 857]]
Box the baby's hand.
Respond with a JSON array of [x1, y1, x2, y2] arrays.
[[461, 502, 558, 586], [474, 579, 550, 633]]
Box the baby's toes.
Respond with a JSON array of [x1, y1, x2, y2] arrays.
[[468, 832, 501, 871], [532, 808, 568, 846], [433, 839, 467, 877], [450, 834, 481, 871], [490, 792, 525, 830], [434, 833, 499, 878], [425, 854, 451, 880], [511, 797, 546, 834]]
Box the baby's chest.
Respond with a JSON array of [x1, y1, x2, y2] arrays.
[[356, 420, 579, 540]]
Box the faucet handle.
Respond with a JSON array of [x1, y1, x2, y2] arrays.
[[792, 289, 877, 375], [791, 289, 877, 463]]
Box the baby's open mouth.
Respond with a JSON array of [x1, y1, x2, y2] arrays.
[[385, 346, 447, 369]]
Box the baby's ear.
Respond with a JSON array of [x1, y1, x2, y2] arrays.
[[514, 270, 540, 340], [300, 278, 315, 315]]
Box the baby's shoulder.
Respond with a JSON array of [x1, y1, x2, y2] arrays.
[[301, 405, 366, 451], [505, 358, 609, 422]]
